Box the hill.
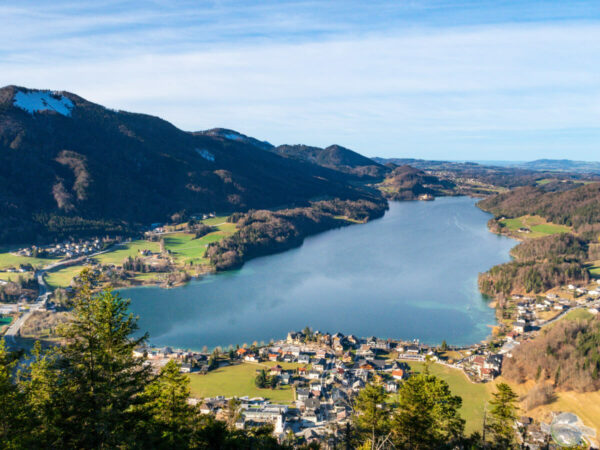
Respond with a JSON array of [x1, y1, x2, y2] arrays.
[[477, 183, 600, 297], [503, 314, 600, 392], [0, 86, 379, 245], [478, 182, 600, 233], [378, 165, 455, 200], [271, 144, 388, 179]]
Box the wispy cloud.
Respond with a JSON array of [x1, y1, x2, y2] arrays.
[[1, 0, 599, 160]]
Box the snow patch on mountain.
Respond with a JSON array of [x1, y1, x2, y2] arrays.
[[196, 148, 215, 162], [13, 90, 74, 116], [223, 132, 244, 141]]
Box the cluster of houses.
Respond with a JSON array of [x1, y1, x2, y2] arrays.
[[507, 287, 600, 337], [134, 328, 514, 444], [17, 238, 106, 260]]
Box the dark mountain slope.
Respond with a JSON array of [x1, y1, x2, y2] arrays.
[[272, 144, 388, 179], [195, 128, 274, 151], [0, 86, 378, 244]]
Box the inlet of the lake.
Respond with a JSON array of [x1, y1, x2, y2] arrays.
[[123, 197, 515, 350]]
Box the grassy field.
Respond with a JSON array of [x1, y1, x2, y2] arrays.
[[214, 222, 237, 233], [45, 265, 87, 288], [200, 216, 230, 226], [94, 240, 161, 266], [563, 308, 595, 321], [405, 362, 490, 435], [187, 362, 295, 403], [0, 252, 59, 270], [132, 273, 162, 282], [0, 271, 34, 282], [164, 227, 236, 266], [163, 233, 209, 265], [500, 215, 571, 238]]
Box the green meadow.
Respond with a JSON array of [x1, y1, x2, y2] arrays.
[[188, 362, 295, 403], [499, 215, 571, 238], [0, 252, 59, 270], [45, 265, 87, 288], [93, 240, 161, 266]]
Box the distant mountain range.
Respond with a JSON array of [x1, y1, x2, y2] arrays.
[[374, 157, 600, 174], [512, 159, 600, 173], [0, 86, 383, 244]]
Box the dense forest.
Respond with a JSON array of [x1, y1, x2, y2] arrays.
[[206, 199, 388, 270], [478, 183, 600, 297], [478, 233, 590, 296], [503, 315, 600, 392]]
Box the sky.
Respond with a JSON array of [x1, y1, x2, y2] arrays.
[[1, 0, 599, 161]]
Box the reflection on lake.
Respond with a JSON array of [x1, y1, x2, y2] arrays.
[[124, 197, 515, 349]]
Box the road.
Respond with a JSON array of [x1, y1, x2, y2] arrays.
[[538, 305, 582, 328], [3, 245, 118, 347]]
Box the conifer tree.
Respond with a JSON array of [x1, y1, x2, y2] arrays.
[[353, 383, 390, 449], [486, 383, 519, 449], [392, 373, 464, 449], [51, 269, 153, 448], [142, 360, 195, 448]]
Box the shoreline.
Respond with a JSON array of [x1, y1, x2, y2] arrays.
[[9, 197, 510, 352], [126, 198, 509, 351]]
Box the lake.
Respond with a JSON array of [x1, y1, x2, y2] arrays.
[[124, 197, 515, 350]]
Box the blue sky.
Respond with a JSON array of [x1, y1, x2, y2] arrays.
[[1, 0, 599, 160]]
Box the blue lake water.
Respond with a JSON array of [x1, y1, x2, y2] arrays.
[[124, 197, 515, 349]]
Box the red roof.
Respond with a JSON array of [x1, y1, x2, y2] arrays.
[[473, 356, 485, 366]]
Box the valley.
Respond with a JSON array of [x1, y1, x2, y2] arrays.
[[2, 85, 600, 449]]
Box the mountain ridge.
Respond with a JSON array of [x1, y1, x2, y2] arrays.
[[0, 85, 381, 245]]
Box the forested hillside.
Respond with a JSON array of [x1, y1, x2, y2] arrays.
[[503, 314, 600, 392], [478, 183, 600, 296], [0, 86, 379, 245], [479, 183, 600, 233], [478, 233, 590, 296], [206, 198, 387, 270]]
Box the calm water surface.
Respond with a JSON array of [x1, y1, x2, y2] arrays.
[[124, 197, 515, 349]]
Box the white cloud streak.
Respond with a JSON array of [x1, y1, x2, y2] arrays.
[[1, 1, 599, 159]]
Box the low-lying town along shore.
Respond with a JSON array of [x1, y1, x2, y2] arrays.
[[134, 287, 600, 448]]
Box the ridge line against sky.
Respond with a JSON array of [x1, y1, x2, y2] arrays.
[[1, 0, 599, 160]]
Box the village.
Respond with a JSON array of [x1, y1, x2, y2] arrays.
[[16, 237, 105, 259], [132, 277, 600, 449]]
